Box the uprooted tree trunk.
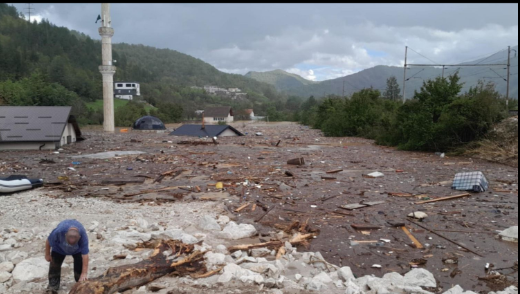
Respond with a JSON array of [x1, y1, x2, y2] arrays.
[[69, 240, 206, 294]]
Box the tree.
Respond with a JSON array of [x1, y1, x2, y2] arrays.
[[383, 76, 401, 101]]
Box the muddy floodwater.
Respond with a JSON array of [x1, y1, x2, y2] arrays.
[[0, 122, 517, 293]]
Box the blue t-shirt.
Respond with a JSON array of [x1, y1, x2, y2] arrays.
[[48, 219, 89, 256]]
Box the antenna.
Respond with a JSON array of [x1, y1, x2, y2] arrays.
[[25, 3, 34, 22]]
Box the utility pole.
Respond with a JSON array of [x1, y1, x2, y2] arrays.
[[25, 3, 34, 22], [402, 46, 408, 103]]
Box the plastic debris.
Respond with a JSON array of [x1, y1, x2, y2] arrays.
[[452, 171, 489, 192], [366, 172, 384, 178]]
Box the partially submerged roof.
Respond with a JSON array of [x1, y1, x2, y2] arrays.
[[170, 124, 244, 137], [0, 106, 76, 142], [204, 106, 233, 117]]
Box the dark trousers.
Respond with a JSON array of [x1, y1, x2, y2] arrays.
[[48, 251, 83, 291]]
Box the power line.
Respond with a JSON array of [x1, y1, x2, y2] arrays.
[[407, 47, 440, 65], [406, 68, 425, 81], [488, 68, 507, 82], [25, 3, 34, 22], [474, 48, 508, 65]]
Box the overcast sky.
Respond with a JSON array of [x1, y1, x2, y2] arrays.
[[11, 3, 519, 81]]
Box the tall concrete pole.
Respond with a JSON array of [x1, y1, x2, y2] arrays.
[[506, 46, 511, 109], [99, 3, 116, 132], [402, 46, 408, 103]]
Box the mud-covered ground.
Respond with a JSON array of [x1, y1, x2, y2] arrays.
[[0, 121, 517, 293]]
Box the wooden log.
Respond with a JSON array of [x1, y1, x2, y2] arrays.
[[101, 178, 145, 186], [235, 203, 250, 213], [415, 193, 471, 204], [326, 169, 343, 174], [69, 240, 205, 294], [276, 246, 286, 260], [351, 224, 382, 230], [401, 226, 424, 249], [228, 233, 316, 252]]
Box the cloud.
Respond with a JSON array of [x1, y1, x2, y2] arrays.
[[286, 68, 317, 81], [10, 3, 519, 82]]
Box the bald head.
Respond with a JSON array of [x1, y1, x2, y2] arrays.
[[65, 227, 81, 245]]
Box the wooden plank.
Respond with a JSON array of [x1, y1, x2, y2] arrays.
[[415, 193, 471, 204], [101, 178, 145, 186], [235, 203, 250, 213], [326, 169, 343, 174], [388, 192, 414, 197], [401, 226, 424, 249]]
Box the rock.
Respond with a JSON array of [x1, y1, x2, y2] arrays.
[[218, 272, 233, 284], [251, 248, 271, 258], [279, 183, 292, 192], [285, 241, 293, 252], [489, 286, 519, 294], [12, 257, 48, 281], [215, 245, 228, 255], [0, 271, 11, 283], [345, 279, 363, 294], [0, 245, 13, 252], [231, 250, 243, 259], [5, 251, 28, 265], [403, 268, 437, 288], [153, 230, 199, 244], [88, 221, 100, 232], [264, 278, 277, 288], [0, 262, 14, 273], [307, 271, 332, 291], [3, 239, 16, 245], [337, 266, 355, 282], [217, 215, 231, 226], [220, 222, 257, 240], [204, 252, 226, 267], [443, 285, 478, 294], [112, 231, 152, 247], [408, 212, 428, 219], [295, 274, 303, 281], [198, 216, 222, 231], [498, 226, 518, 242]]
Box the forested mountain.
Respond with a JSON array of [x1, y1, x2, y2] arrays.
[[0, 4, 292, 125], [244, 69, 317, 92], [246, 47, 518, 99]]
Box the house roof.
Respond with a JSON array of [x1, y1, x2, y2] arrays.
[[169, 124, 244, 137], [0, 106, 74, 142], [204, 106, 233, 117]]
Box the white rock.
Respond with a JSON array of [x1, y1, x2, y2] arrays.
[[12, 257, 48, 281], [112, 231, 152, 247], [231, 250, 243, 259], [408, 212, 428, 219], [0, 271, 11, 283], [251, 248, 271, 257], [337, 266, 355, 282], [499, 226, 518, 242], [489, 286, 519, 294], [204, 252, 226, 267], [88, 221, 100, 232], [285, 241, 293, 251], [218, 272, 233, 284], [153, 230, 199, 244], [443, 285, 478, 294], [3, 239, 16, 245], [345, 279, 363, 294], [217, 215, 231, 226], [0, 262, 14, 273], [215, 245, 228, 255], [313, 271, 333, 284], [0, 245, 13, 252], [295, 274, 303, 281], [220, 222, 257, 240], [403, 268, 437, 288], [198, 216, 222, 232], [5, 251, 28, 265]]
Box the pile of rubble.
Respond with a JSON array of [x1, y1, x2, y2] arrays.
[[0, 191, 517, 294]]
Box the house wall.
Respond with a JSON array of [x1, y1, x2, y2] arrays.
[[219, 129, 239, 137], [0, 142, 57, 151], [61, 123, 77, 146], [226, 114, 234, 123], [204, 115, 234, 124]]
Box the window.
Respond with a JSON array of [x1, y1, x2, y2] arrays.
[[132, 84, 136, 87], [117, 84, 123, 87], [126, 84, 132, 87]]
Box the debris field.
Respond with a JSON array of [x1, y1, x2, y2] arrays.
[[0, 121, 518, 294]]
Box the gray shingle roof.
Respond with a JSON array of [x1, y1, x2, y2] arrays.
[[169, 124, 244, 137], [204, 106, 233, 118], [0, 106, 72, 142]]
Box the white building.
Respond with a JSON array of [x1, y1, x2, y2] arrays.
[[0, 106, 83, 151], [114, 82, 141, 100], [203, 106, 234, 124]]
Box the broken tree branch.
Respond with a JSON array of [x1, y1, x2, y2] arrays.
[[228, 233, 316, 252], [415, 193, 471, 204]]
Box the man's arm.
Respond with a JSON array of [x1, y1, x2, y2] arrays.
[[79, 254, 89, 282], [45, 239, 52, 262]]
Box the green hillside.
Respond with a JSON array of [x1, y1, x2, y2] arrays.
[[244, 69, 317, 91], [86, 98, 155, 112], [0, 4, 290, 125], [247, 47, 518, 99]]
